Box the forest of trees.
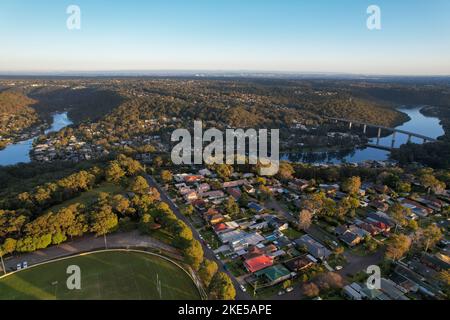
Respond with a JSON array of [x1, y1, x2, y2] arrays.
[[0, 153, 222, 294], [0, 91, 39, 145]]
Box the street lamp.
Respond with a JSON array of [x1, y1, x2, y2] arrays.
[[253, 280, 259, 297], [0, 250, 6, 275]]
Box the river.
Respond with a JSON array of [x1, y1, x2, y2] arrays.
[[281, 106, 445, 164], [0, 112, 73, 166], [0, 107, 444, 166]]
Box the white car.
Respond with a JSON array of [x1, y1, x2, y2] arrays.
[[286, 287, 294, 293], [215, 254, 220, 260], [335, 265, 343, 271], [22, 261, 28, 269], [240, 285, 247, 292], [16, 263, 22, 270], [360, 201, 368, 207], [207, 244, 211, 249]]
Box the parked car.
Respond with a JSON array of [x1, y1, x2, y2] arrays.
[[22, 261, 28, 269], [335, 265, 343, 271], [16, 263, 22, 270], [240, 285, 247, 292], [277, 290, 285, 296], [286, 287, 294, 293]]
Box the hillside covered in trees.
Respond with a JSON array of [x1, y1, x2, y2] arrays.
[[0, 91, 39, 147], [1, 77, 450, 167]]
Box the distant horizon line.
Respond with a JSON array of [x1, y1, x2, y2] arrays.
[[0, 69, 450, 79]]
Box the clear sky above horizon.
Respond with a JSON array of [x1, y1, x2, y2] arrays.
[[1, 0, 449, 75]]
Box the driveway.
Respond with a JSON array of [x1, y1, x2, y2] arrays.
[[339, 247, 385, 278]]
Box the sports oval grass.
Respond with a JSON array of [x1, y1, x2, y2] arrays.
[[0, 251, 201, 300]]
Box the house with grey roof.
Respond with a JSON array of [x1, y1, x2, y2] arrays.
[[294, 235, 331, 260]]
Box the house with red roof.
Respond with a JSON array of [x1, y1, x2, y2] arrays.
[[191, 199, 206, 210], [214, 223, 229, 233], [244, 254, 274, 273], [370, 221, 391, 233], [184, 175, 204, 183]]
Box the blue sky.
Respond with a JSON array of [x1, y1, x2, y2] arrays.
[[0, 0, 449, 75]]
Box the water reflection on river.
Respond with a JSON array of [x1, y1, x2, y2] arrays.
[[0, 107, 444, 167], [281, 107, 444, 164], [0, 112, 73, 166]]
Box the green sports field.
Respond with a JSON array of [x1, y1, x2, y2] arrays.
[[0, 251, 201, 300]]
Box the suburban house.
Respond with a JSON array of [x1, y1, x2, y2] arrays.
[[198, 168, 212, 176], [230, 232, 266, 251], [392, 263, 442, 298], [192, 199, 206, 210], [244, 254, 274, 273], [284, 254, 316, 272], [184, 190, 198, 202], [223, 179, 247, 188], [208, 214, 225, 225], [243, 245, 266, 260], [219, 230, 247, 244], [218, 230, 265, 252], [356, 220, 381, 236], [288, 179, 310, 192], [214, 223, 230, 234], [370, 200, 389, 212], [197, 183, 211, 193], [264, 215, 289, 231], [248, 220, 269, 231], [243, 184, 256, 194], [335, 224, 370, 245], [420, 252, 450, 272], [340, 231, 363, 247], [226, 187, 242, 200], [367, 211, 395, 227], [201, 190, 225, 200], [319, 183, 339, 195], [254, 264, 292, 286], [248, 202, 264, 213], [294, 235, 331, 260], [399, 198, 433, 217], [184, 175, 204, 183], [343, 283, 365, 300]]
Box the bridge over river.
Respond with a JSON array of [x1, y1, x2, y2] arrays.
[[325, 117, 438, 151]]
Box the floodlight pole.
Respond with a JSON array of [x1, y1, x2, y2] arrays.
[[104, 234, 108, 249], [0, 253, 6, 275]]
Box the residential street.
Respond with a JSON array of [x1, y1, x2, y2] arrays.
[[145, 174, 252, 300], [265, 198, 296, 223], [339, 247, 385, 277]]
